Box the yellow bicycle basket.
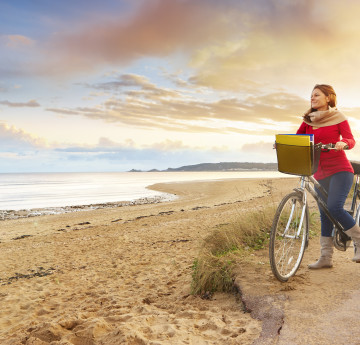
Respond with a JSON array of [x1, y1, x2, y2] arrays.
[[275, 134, 321, 176]]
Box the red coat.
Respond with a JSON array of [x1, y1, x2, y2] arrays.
[[296, 120, 355, 180]]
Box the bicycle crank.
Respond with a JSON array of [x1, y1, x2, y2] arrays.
[[333, 227, 352, 251]]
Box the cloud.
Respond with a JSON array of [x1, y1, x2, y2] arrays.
[[46, 108, 81, 115], [95, 137, 191, 151], [39, 0, 235, 75], [57, 137, 191, 152], [51, 139, 196, 169], [51, 136, 277, 171], [240, 140, 275, 156], [4, 0, 360, 104], [4, 35, 34, 48], [47, 71, 307, 134], [34, 0, 347, 80], [3, 0, 360, 96], [0, 127, 277, 172], [91, 74, 180, 99], [186, 1, 360, 92], [0, 99, 40, 107], [0, 123, 47, 150]]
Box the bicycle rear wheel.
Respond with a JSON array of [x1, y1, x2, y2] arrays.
[[269, 191, 309, 282]]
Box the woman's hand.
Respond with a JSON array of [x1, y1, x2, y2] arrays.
[[335, 141, 348, 151]]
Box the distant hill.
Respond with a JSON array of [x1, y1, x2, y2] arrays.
[[164, 162, 277, 172], [129, 162, 278, 172]]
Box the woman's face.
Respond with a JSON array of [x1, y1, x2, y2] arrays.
[[311, 88, 330, 111]]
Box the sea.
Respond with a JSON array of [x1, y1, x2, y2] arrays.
[[0, 171, 284, 211]]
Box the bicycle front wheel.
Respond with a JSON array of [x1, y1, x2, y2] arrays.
[[269, 191, 309, 282]]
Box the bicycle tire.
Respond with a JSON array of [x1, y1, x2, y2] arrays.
[[269, 191, 309, 282]]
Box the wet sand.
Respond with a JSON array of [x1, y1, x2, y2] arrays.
[[1, 177, 360, 344]]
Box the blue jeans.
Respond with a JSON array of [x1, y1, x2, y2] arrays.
[[316, 171, 355, 237]]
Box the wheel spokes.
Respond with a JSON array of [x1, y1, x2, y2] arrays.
[[270, 194, 307, 280]]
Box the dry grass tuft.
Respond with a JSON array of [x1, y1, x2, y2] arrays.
[[191, 205, 276, 296]]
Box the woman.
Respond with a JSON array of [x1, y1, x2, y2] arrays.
[[296, 84, 360, 269]]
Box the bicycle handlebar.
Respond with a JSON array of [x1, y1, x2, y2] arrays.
[[273, 142, 349, 150], [320, 143, 349, 151]]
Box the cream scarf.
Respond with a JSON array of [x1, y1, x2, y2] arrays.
[[303, 107, 347, 128]]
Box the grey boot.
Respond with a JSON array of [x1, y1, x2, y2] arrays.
[[308, 236, 334, 269], [344, 224, 360, 262]]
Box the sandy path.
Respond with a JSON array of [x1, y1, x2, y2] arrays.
[[2, 176, 358, 345], [275, 248, 360, 345], [235, 198, 360, 345]]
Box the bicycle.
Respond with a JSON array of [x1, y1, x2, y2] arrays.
[[269, 142, 360, 282]]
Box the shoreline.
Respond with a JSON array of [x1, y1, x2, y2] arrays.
[[0, 194, 176, 221], [0, 174, 288, 221], [0, 170, 285, 215]]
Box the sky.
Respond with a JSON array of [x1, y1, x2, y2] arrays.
[[2, 0, 360, 173]]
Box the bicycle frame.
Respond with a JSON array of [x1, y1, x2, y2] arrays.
[[299, 176, 344, 232], [298, 173, 360, 245]]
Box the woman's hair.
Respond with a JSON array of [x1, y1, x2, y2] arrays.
[[304, 84, 337, 119], [313, 84, 337, 108]]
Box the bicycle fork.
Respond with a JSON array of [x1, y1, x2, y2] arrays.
[[283, 188, 307, 240]]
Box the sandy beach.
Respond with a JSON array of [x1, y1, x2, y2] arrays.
[[1, 177, 360, 345]]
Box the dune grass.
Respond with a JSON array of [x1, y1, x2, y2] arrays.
[[191, 204, 320, 296], [191, 205, 274, 296]]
